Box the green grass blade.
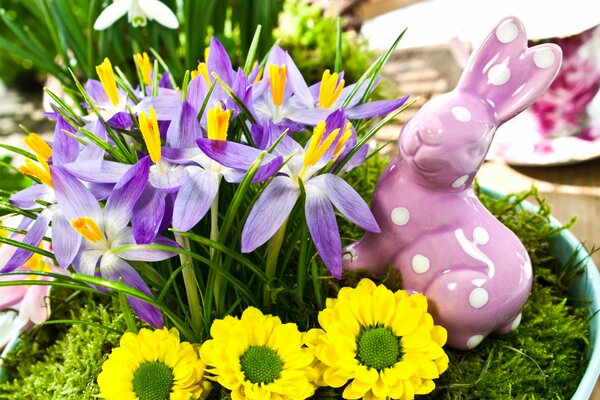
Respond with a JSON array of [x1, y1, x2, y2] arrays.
[[243, 25, 263, 75]]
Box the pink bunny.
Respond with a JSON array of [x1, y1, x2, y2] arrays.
[[344, 16, 562, 350]]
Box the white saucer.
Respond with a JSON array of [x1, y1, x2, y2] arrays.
[[489, 93, 600, 166]]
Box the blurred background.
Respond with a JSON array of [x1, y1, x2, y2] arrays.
[[0, 1, 598, 395]]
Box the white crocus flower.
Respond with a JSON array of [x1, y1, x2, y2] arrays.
[[94, 0, 179, 30]]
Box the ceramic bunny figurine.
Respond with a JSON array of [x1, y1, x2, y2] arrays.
[[343, 16, 562, 350]]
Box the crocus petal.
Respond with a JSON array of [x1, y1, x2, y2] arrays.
[[196, 139, 283, 182], [307, 174, 380, 233], [132, 186, 165, 244], [104, 157, 151, 239], [161, 147, 201, 164], [62, 160, 131, 184], [10, 184, 53, 210], [135, 95, 181, 121], [93, 0, 130, 30], [52, 116, 79, 166], [107, 112, 133, 129], [158, 192, 175, 233], [287, 108, 331, 125], [207, 37, 234, 85], [51, 210, 82, 269], [159, 73, 173, 89], [149, 162, 187, 191], [72, 249, 103, 276], [19, 284, 51, 325], [100, 253, 164, 328], [1, 209, 51, 273], [284, 52, 313, 108], [346, 96, 409, 120], [305, 185, 342, 279], [241, 176, 299, 253], [140, 0, 179, 29], [51, 167, 102, 221], [186, 76, 209, 112], [112, 227, 179, 261], [85, 80, 110, 105], [89, 182, 115, 201], [172, 167, 218, 232], [78, 120, 108, 163], [166, 101, 202, 149]]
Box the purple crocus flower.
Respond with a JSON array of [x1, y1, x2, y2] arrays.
[[299, 71, 411, 124], [50, 158, 179, 327], [3, 118, 113, 272], [169, 101, 283, 232], [251, 45, 314, 129], [202, 111, 380, 278]]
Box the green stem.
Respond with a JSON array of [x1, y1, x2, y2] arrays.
[[296, 221, 309, 300], [177, 234, 203, 339], [211, 183, 223, 309], [264, 220, 287, 306]]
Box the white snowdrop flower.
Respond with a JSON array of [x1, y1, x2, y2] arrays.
[[94, 0, 179, 30]]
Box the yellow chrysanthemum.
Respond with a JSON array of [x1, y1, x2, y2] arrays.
[[200, 306, 316, 400], [98, 328, 209, 400], [305, 279, 449, 400]]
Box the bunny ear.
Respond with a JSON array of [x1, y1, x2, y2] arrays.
[[457, 16, 562, 124]]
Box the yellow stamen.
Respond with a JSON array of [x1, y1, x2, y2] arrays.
[[135, 52, 153, 86], [19, 158, 52, 187], [300, 121, 339, 178], [96, 58, 120, 106], [251, 61, 264, 84], [138, 108, 162, 163], [268, 63, 287, 106], [71, 217, 103, 243], [191, 63, 210, 86], [207, 103, 232, 141], [318, 69, 345, 109], [334, 122, 353, 156], [24, 133, 52, 161], [204, 47, 210, 62]]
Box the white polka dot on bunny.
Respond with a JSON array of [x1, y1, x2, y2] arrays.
[[533, 48, 555, 69], [487, 64, 511, 85], [496, 20, 518, 43]]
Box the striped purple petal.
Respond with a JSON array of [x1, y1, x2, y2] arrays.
[[241, 176, 299, 253], [51, 166, 102, 221], [132, 185, 166, 244], [307, 174, 380, 233], [172, 167, 219, 232], [104, 157, 151, 239], [10, 184, 53, 210], [346, 96, 409, 120], [112, 227, 179, 262], [100, 253, 164, 328], [1, 209, 51, 273], [52, 210, 82, 269], [305, 186, 342, 279]]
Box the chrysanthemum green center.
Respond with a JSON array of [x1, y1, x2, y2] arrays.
[[356, 326, 403, 371], [239, 345, 283, 384], [132, 361, 174, 400]]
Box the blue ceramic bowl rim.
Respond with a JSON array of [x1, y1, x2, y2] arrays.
[[542, 211, 600, 400], [483, 188, 600, 399]]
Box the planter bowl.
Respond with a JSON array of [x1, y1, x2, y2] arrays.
[[547, 216, 600, 399], [0, 192, 598, 398]]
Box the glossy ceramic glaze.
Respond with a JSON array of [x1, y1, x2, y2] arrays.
[[344, 16, 563, 350]]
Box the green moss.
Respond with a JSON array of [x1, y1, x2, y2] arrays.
[[0, 292, 126, 399]]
